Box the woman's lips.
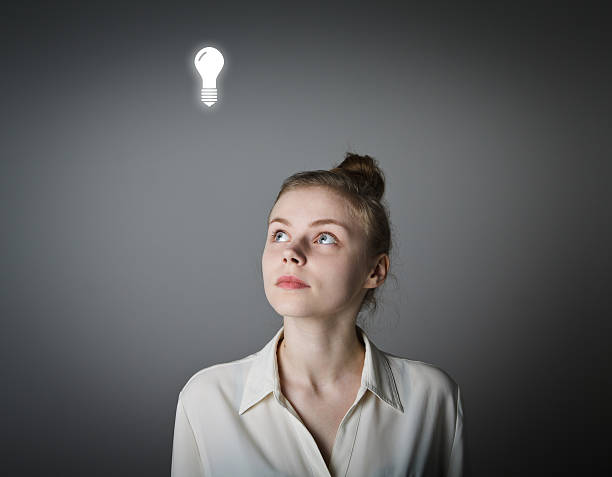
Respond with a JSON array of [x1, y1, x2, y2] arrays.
[[276, 275, 310, 289], [277, 281, 309, 289]]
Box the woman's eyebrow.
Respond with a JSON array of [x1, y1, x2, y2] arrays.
[[268, 217, 349, 231]]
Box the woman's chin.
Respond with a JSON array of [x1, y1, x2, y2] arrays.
[[272, 303, 315, 318]]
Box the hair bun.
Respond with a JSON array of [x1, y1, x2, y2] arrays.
[[332, 152, 386, 201]]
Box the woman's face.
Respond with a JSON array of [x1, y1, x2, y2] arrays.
[[262, 186, 373, 321]]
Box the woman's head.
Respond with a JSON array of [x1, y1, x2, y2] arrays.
[[261, 152, 394, 325]]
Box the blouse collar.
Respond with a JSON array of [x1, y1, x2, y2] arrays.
[[238, 324, 404, 415]]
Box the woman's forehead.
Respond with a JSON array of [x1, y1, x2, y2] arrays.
[[273, 188, 350, 219]]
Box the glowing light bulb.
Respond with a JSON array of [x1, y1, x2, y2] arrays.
[[194, 47, 224, 107]]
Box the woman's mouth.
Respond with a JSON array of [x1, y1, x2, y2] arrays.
[[277, 282, 309, 289], [276, 275, 310, 289]]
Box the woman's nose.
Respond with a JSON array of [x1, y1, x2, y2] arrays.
[[282, 247, 303, 264]]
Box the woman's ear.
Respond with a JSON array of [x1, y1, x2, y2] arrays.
[[366, 254, 389, 288]]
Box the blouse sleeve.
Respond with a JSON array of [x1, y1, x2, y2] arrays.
[[171, 394, 207, 477], [446, 385, 464, 477]]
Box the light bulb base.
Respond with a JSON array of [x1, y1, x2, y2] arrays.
[[201, 88, 218, 107]]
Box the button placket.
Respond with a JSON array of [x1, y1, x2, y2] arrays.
[[277, 391, 331, 476], [330, 386, 368, 477]]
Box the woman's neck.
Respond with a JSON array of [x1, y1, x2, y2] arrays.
[[276, 317, 365, 394]]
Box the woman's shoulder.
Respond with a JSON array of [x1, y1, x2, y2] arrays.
[[178, 352, 258, 402], [383, 350, 460, 399]]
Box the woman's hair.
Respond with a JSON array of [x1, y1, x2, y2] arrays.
[[267, 151, 397, 321]]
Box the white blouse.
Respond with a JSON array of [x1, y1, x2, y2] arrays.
[[171, 325, 464, 477]]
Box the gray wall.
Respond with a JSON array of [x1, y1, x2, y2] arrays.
[[2, 1, 610, 475]]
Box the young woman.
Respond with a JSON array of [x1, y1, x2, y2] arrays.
[[171, 153, 464, 476]]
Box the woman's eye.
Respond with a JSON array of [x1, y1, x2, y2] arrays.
[[271, 230, 288, 242], [270, 230, 337, 245], [316, 232, 337, 245]]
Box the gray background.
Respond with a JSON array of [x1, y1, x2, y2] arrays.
[[2, 1, 610, 476]]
